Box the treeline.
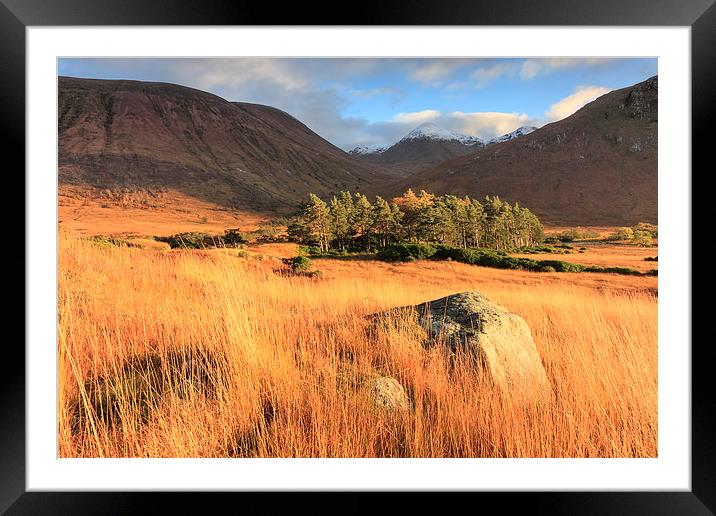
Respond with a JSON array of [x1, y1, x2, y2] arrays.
[[288, 189, 544, 252]]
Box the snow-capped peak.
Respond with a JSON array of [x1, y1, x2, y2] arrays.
[[348, 143, 389, 155], [487, 126, 537, 145], [400, 122, 483, 146]]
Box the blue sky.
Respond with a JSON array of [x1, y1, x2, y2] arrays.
[[58, 57, 657, 150]]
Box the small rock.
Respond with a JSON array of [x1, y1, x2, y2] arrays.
[[369, 376, 410, 411]]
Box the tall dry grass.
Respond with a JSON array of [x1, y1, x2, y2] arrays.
[[58, 234, 657, 458]]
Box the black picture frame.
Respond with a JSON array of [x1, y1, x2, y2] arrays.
[[4, 0, 711, 513]]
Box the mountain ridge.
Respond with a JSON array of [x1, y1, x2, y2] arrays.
[[58, 76, 393, 212]]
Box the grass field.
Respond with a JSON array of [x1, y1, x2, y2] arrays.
[[58, 231, 657, 458], [59, 187, 270, 237]]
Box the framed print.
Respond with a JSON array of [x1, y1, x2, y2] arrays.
[[5, 0, 713, 513]]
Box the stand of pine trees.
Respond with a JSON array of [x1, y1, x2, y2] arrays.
[[288, 189, 544, 252]]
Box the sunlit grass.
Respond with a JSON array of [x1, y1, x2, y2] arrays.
[[58, 233, 657, 458]]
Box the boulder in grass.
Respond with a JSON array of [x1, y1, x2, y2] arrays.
[[375, 292, 551, 403]]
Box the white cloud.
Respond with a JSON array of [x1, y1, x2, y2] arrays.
[[407, 59, 472, 86], [469, 62, 516, 88], [358, 109, 535, 146], [409, 62, 453, 84], [520, 58, 612, 80], [546, 85, 612, 121], [447, 111, 532, 137], [391, 110, 441, 125], [182, 59, 309, 92]]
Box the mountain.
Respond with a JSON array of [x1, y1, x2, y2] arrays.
[[487, 126, 537, 145], [349, 143, 389, 156], [400, 122, 484, 146], [389, 76, 658, 226], [58, 76, 393, 212], [350, 122, 484, 176]]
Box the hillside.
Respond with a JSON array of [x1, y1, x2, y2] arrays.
[[389, 76, 658, 226], [58, 76, 393, 213]]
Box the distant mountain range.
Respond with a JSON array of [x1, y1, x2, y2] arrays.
[[486, 126, 537, 145], [348, 122, 485, 176], [58, 75, 657, 225], [349, 122, 538, 175]]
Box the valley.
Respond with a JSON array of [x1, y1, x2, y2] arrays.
[[56, 63, 660, 459]]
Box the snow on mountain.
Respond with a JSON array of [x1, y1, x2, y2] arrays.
[[400, 122, 483, 146], [487, 126, 538, 145], [349, 143, 389, 155]]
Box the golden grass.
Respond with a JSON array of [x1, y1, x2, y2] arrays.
[[59, 187, 270, 238], [58, 233, 657, 458]]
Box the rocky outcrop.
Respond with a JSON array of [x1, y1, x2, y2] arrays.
[[376, 292, 551, 403]]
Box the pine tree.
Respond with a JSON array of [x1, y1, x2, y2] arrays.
[[465, 198, 485, 248], [304, 194, 333, 252], [353, 193, 373, 250], [444, 195, 470, 248], [389, 203, 404, 242], [371, 196, 394, 247], [329, 196, 350, 250]]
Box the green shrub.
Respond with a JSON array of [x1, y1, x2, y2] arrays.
[[633, 222, 658, 237], [298, 245, 319, 256], [284, 255, 312, 271], [157, 229, 246, 249], [374, 243, 652, 277], [156, 232, 212, 249], [432, 246, 542, 271], [555, 228, 599, 242], [513, 245, 571, 254], [538, 260, 586, 273], [221, 229, 247, 246], [631, 230, 654, 247], [303, 247, 355, 258], [584, 266, 642, 276], [86, 236, 143, 249], [376, 243, 437, 262], [608, 227, 635, 241]]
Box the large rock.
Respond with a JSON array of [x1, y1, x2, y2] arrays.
[[377, 292, 551, 403]]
